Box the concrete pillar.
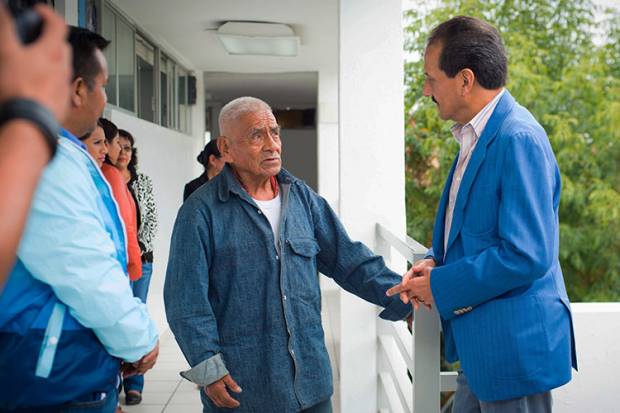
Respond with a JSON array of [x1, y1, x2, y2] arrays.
[[337, 0, 405, 412]]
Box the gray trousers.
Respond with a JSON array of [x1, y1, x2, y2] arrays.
[[452, 372, 552, 413]]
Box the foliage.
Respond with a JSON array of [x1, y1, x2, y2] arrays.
[[404, 0, 620, 301]]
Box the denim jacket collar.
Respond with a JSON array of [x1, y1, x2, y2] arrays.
[[217, 164, 297, 203]]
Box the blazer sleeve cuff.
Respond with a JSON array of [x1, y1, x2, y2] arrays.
[[180, 353, 229, 386]]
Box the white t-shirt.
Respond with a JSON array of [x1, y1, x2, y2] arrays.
[[254, 193, 282, 246]]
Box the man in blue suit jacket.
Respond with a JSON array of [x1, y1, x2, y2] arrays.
[[388, 16, 577, 412]]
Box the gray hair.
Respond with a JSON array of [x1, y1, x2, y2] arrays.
[[218, 96, 273, 136]]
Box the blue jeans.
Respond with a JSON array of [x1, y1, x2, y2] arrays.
[[123, 261, 153, 393], [452, 372, 552, 413]]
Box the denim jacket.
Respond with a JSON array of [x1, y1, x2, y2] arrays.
[[164, 165, 410, 412]]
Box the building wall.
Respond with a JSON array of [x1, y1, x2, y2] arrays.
[[105, 74, 205, 334], [553, 303, 620, 413]]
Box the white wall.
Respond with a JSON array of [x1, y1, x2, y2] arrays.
[[338, 1, 406, 412], [105, 74, 204, 334], [553, 303, 620, 413]]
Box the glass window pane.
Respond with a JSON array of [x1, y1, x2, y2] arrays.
[[102, 6, 116, 105], [136, 35, 155, 122], [117, 18, 135, 112], [170, 61, 177, 129], [178, 68, 188, 132], [78, 0, 98, 32], [160, 55, 169, 126]]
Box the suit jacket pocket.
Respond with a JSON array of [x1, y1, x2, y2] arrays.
[[452, 294, 548, 380]]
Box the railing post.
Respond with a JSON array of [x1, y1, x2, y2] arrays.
[[412, 307, 441, 413]]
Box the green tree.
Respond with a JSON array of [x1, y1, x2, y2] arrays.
[[404, 0, 620, 301]]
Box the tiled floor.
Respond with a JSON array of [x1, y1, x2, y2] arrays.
[[122, 289, 340, 413], [122, 329, 201, 412]]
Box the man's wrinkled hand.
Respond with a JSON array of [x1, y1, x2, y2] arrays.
[[135, 340, 159, 374], [205, 374, 242, 408], [386, 258, 436, 311]]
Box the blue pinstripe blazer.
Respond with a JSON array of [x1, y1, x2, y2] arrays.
[[427, 91, 578, 401]]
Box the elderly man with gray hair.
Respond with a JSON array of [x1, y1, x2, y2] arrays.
[[164, 96, 411, 413]]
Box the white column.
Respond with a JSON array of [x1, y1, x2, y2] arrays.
[[338, 0, 405, 412]]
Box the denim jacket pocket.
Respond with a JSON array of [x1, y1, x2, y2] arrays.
[[286, 238, 321, 305], [287, 237, 321, 257]]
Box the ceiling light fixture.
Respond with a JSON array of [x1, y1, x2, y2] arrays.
[[217, 21, 299, 57]]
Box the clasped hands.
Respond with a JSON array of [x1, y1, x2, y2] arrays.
[[387, 258, 436, 311], [121, 340, 160, 378]]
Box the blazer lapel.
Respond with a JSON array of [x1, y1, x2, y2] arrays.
[[445, 91, 516, 253]]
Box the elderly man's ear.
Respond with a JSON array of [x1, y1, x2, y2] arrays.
[[217, 136, 233, 162]]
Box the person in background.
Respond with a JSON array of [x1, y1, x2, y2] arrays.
[[117, 128, 159, 406], [0, 26, 158, 412], [79, 119, 107, 168], [0, 3, 71, 284], [183, 139, 226, 201], [100, 117, 142, 282]]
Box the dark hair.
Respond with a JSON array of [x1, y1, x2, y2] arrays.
[[98, 118, 118, 165], [197, 140, 221, 171], [427, 16, 507, 89], [68, 26, 110, 90], [98, 117, 118, 142], [118, 129, 138, 182]]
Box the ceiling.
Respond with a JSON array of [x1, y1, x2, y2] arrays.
[[204, 72, 318, 108], [110, 0, 338, 74]]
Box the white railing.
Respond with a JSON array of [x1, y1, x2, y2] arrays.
[[375, 223, 457, 413]]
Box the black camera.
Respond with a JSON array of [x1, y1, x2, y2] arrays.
[[5, 0, 45, 45]]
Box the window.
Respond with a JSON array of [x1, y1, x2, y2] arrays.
[[136, 34, 155, 122], [77, 0, 98, 32], [160, 54, 170, 127], [117, 18, 135, 112], [101, 5, 116, 105], [99, 1, 192, 133], [177, 67, 189, 133]]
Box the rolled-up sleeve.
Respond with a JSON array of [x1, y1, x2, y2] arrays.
[[164, 200, 228, 385]]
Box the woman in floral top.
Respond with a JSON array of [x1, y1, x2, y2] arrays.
[[117, 129, 158, 406]]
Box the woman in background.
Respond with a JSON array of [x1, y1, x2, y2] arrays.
[[116, 129, 158, 406], [183, 139, 225, 201], [99, 118, 142, 282], [79, 120, 107, 168]]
